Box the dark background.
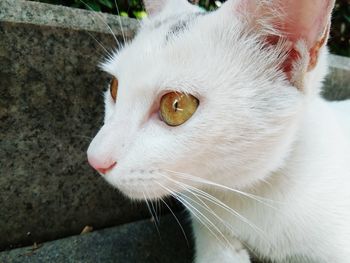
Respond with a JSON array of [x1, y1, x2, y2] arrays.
[[30, 0, 350, 57]]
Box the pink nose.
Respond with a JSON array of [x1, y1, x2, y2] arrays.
[[88, 157, 117, 175]]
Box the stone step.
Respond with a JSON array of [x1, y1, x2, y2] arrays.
[[0, 0, 147, 250], [0, 214, 194, 263]]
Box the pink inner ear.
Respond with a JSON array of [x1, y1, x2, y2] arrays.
[[234, 0, 334, 48], [143, 0, 167, 16], [236, 0, 334, 77], [276, 0, 334, 49]]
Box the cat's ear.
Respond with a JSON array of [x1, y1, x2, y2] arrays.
[[143, 0, 167, 15], [143, 0, 191, 16], [223, 0, 335, 89]]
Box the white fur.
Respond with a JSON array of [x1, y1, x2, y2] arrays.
[[87, 0, 350, 262]]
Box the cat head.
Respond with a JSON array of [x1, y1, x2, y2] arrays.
[[87, 0, 334, 200]]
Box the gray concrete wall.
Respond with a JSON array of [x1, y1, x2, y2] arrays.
[[0, 214, 194, 263], [323, 54, 350, 100], [0, 0, 349, 252], [0, 0, 149, 251]]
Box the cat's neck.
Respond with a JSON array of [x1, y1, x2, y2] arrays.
[[251, 96, 348, 201], [251, 48, 333, 195]]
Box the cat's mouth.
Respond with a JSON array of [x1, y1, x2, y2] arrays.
[[117, 185, 170, 200], [101, 169, 182, 201], [112, 181, 174, 200]]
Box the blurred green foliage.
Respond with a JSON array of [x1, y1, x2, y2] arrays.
[[33, 0, 349, 56]]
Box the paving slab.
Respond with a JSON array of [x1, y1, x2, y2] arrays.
[[0, 214, 194, 263], [323, 54, 350, 100], [0, 0, 146, 250]]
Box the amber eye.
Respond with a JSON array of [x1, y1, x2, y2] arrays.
[[159, 92, 199, 126], [110, 77, 118, 102]]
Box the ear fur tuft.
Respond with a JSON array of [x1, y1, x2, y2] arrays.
[[222, 0, 335, 90], [143, 0, 192, 16]]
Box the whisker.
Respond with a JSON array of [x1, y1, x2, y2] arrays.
[[177, 181, 266, 237], [155, 197, 161, 225], [180, 188, 261, 258], [177, 193, 233, 249], [142, 190, 160, 235], [157, 193, 190, 246], [114, 0, 126, 43], [85, 31, 113, 57], [158, 172, 268, 238], [144, 187, 160, 224], [72, 134, 94, 141], [175, 197, 224, 247], [155, 182, 222, 243], [148, 189, 160, 224], [160, 178, 263, 257], [155, 181, 233, 249], [79, 0, 121, 47], [164, 169, 281, 208]]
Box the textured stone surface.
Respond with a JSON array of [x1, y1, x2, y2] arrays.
[[323, 54, 350, 101], [0, 214, 194, 263], [0, 0, 349, 256], [0, 0, 137, 36], [0, 0, 148, 250]]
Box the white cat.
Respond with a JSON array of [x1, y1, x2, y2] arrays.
[[87, 0, 350, 262]]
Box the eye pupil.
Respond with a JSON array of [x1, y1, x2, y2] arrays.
[[173, 100, 179, 112]]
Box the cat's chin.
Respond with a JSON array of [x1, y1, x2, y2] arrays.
[[117, 186, 171, 201], [102, 175, 177, 201]]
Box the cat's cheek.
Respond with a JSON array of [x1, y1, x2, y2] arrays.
[[102, 179, 167, 201]]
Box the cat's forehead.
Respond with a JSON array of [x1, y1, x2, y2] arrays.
[[145, 11, 205, 40], [101, 8, 248, 96], [102, 10, 208, 85]]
